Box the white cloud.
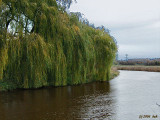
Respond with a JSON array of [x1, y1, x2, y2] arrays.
[[147, 21, 160, 28]]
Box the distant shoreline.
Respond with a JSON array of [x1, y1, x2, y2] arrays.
[[114, 65, 160, 72]]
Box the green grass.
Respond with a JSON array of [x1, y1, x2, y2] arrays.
[[110, 67, 119, 80]]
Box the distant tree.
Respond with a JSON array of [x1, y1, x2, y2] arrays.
[[96, 25, 110, 34], [56, 0, 76, 9], [69, 12, 91, 26], [89, 23, 95, 28]]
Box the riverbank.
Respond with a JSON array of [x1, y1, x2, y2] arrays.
[[110, 67, 120, 80], [115, 65, 160, 72]]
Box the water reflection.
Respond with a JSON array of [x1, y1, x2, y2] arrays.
[[0, 82, 116, 120]]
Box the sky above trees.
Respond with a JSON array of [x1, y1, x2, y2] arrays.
[[70, 0, 160, 59]]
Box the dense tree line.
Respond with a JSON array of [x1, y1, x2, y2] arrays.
[[118, 60, 160, 66], [0, 0, 117, 90]]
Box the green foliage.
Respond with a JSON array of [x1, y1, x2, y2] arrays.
[[0, 81, 17, 91], [56, 0, 76, 9], [0, 0, 117, 91]]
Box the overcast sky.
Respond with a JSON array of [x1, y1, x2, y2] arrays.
[[70, 0, 160, 60]]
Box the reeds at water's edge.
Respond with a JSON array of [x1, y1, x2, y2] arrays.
[[115, 65, 160, 72]]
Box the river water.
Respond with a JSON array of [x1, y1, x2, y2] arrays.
[[0, 71, 160, 120]]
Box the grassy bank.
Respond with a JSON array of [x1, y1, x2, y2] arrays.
[[110, 67, 119, 80], [115, 65, 160, 72]]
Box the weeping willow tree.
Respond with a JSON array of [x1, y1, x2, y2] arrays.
[[0, 0, 117, 90]]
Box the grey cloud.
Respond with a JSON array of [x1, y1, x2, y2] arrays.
[[70, 0, 160, 59]]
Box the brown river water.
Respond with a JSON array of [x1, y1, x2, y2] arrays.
[[0, 71, 160, 120]]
